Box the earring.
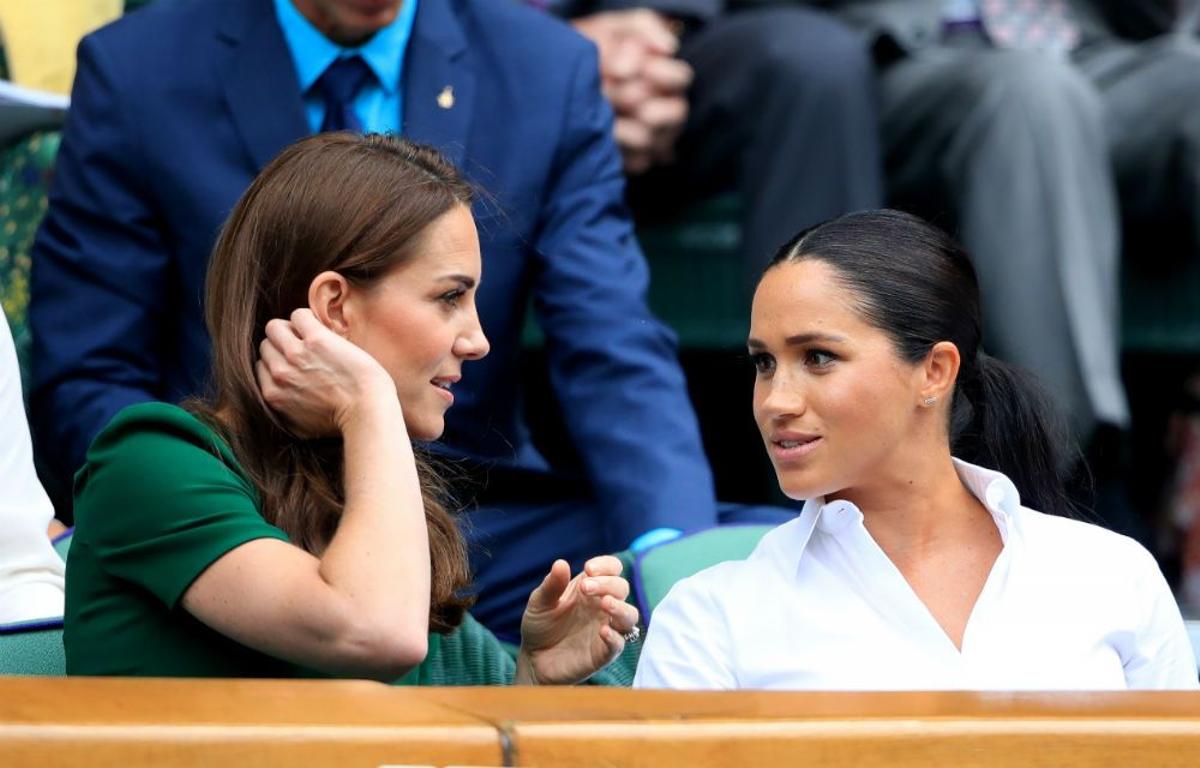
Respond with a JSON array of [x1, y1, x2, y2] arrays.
[[922, 396, 938, 407]]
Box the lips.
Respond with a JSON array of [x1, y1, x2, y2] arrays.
[[768, 431, 822, 463], [431, 375, 460, 404]]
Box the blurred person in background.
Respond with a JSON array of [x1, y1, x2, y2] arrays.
[[542, 0, 884, 281]]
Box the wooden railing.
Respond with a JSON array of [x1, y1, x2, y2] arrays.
[[2, 678, 1199, 767]]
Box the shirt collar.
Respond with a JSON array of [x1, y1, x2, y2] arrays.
[[796, 457, 1021, 544], [951, 457, 1022, 536], [273, 0, 419, 95]]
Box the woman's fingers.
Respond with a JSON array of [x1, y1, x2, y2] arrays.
[[264, 316, 301, 343], [583, 555, 624, 578], [255, 359, 285, 414], [581, 574, 630, 601], [528, 559, 572, 612], [254, 357, 272, 391], [263, 317, 305, 364], [599, 622, 626, 655], [602, 596, 639, 633], [290, 307, 325, 339], [259, 335, 289, 379]]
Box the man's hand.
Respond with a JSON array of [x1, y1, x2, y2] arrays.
[[572, 10, 693, 174]]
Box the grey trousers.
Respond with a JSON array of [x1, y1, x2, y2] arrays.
[[629, 6, 884, 283], [879, 33, 1200, 439], [1078, 35, 1200, 252]]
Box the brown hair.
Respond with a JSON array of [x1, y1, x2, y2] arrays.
[[190, 133, 474, 633]]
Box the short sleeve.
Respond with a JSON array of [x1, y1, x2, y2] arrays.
[[633, 574, 736, 690], [1121, 545, 1199, 690], [73, 404, 290, 609]]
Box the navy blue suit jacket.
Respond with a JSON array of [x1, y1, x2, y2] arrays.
[[30, 0, 717, 544]]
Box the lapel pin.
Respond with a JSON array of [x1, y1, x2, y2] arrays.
[[437, 85, 455, 110]]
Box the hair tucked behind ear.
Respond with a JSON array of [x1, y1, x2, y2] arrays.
[[188, 133, 476, 633], [765, 209, 1079, 516]]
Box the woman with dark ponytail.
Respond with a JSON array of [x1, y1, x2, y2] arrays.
[[64, 133, 637, 682], [637, 210, 1197, 690]]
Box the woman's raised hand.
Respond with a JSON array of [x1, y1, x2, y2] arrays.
[[255, 308, 396, 438], [516, 556, 640, 685]]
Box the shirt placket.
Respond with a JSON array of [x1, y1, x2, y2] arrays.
[[957, 511, 1015, 684], [828, 508, 966, 673]]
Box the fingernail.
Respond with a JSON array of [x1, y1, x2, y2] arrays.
[[582, 578, 596, 594]]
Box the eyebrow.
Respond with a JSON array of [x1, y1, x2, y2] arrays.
[[438, 274, 476, 289], [746, 332, 848, 350]]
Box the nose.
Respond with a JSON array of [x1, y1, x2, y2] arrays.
[[755, 373, 806, 424], [455, 320, 490, 361]]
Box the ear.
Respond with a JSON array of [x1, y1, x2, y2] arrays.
[[918, 341, 961, 407], [308, 271, 353, 336]]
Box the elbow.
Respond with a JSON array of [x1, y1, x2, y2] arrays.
[[338, 619, 429, 682], [372, 630, 428, 682]]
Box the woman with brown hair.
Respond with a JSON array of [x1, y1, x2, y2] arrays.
[[63, 133, 638, 682]]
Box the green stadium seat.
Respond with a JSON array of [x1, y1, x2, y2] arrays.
[[633, 525, 772, 617], [0, 619, 66, 675], [0, 531, 69, 676], [52, 528, 72, 561]]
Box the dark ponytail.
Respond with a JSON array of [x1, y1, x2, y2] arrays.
[[766, 209, 1078, 516], [951, 353, 1079, 517]]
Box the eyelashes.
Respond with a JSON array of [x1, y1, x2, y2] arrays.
[[438, 289, 465, 306], [748, 350, 838, 376], [750, 353, 775, 375]]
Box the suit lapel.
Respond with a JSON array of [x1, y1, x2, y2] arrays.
[[216, 0, 309, 171], [403, 0, 474, 168]]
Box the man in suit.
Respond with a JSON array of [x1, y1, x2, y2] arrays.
[[546, 1, 884, 282], [31, 0, 789, 638]]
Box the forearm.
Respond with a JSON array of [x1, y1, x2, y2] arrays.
[[318, 393, 430, 652]]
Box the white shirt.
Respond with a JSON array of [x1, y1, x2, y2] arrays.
[[0, 314, 64, 624], [635, 460, 1199, 690]]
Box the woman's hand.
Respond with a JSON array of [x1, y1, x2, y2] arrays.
[[256, 308, 396, 437], [516, 556, 640, 685]]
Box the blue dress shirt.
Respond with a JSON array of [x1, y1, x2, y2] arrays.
[[273, 0, 418, 134]]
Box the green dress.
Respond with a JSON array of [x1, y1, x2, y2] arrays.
[[64, 402, 517, 684]]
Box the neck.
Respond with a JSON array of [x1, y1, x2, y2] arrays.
[[830, 443, 991, 559]]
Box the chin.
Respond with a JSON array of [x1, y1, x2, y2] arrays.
[[775, 469, 834, 502], [778, 483, 814, 501], [406, 416, 444, 443]]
